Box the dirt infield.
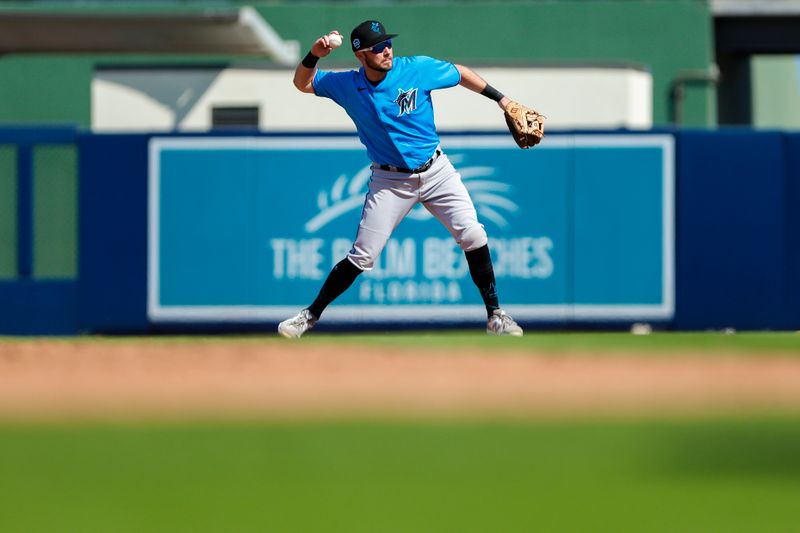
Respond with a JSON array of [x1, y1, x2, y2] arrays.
[[2, 338, 800, 419]]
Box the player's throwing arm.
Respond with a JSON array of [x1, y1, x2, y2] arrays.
[[293, 30, 343, 93]]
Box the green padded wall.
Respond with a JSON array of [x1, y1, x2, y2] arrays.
[[0, 56, 93, 126]]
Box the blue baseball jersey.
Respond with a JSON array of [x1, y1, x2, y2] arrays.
[[312, 55, 461, 169]]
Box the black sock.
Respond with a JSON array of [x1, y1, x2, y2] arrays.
[[307, 258, 363, 319], [465, 244, 500, 318]]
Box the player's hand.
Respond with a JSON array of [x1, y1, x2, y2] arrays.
[[310, 31, 341, 58], [498, 96, 511, 111]]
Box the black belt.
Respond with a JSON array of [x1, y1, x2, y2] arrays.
[[378, 148, 441, 174]]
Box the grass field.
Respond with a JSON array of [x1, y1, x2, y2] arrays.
[[1, 332, 799, 532], [1, 417, 799, 532]]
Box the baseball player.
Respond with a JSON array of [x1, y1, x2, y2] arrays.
[[279, 20, 542, 338]]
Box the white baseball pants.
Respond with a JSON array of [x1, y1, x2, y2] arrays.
[[347, 152, 487, 271]]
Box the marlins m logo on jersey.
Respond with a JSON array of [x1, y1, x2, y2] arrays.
[[394, 88, 418, 117]]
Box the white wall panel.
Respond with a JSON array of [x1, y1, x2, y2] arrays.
[[93, 65, 652, 132]]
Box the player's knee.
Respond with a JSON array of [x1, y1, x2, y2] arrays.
[[458, 224, 488, 252], [347, 243, 378, 270]]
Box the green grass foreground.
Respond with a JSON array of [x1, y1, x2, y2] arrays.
[[1, 417, 799, 532]]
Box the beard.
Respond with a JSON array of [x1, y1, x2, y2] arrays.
[[366, 54, 393, 72]]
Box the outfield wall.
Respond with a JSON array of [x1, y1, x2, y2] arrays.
[[2, 128, 799, 334]]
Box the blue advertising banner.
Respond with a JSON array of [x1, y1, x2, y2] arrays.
[[148, 134, 673, 324]]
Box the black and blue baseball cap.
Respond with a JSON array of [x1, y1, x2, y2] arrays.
[[350, 20, 398, 52]]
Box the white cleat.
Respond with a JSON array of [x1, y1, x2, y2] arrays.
[[486, 309, 524, 337], [278, 309, 318, 339]]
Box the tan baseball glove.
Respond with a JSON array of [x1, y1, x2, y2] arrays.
[[504, 101, 545, 149]]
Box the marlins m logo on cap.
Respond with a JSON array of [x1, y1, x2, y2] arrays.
[[351, 19, 398, 52]]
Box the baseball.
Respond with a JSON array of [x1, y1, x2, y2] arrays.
[[327, 33, 343, 48]]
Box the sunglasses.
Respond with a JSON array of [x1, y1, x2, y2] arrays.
[[361, 39, 393, 54]]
